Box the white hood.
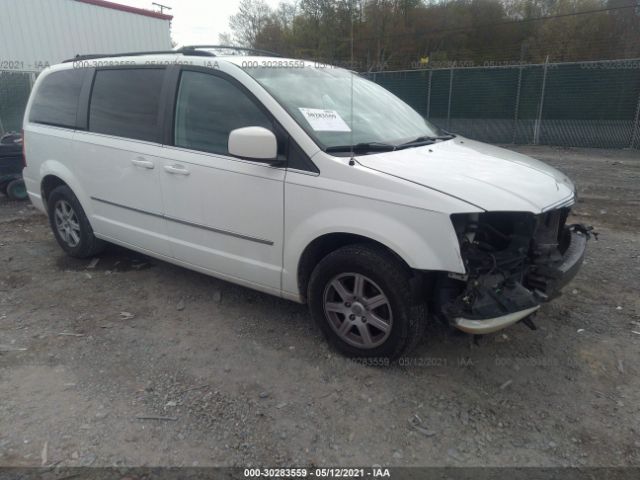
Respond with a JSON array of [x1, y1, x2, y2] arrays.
[[356, 137, 575, 213]]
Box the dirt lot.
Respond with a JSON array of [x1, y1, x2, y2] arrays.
[[0, 146, 639, 468]]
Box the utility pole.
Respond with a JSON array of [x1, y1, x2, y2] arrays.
[[533, 55, 549, 145], [152, 2, 172, 15]]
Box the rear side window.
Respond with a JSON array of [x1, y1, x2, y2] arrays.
[[174, 71, 272, 155], [89, 69, 164, 142], [29, 69, 86, 128]]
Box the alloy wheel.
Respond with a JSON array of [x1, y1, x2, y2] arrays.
[[323, 272, 393, 349], [54, 200, 81, 248]]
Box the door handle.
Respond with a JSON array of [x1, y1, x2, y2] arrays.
[[164, 165, 190, 176], [131, 157, 155, 169]]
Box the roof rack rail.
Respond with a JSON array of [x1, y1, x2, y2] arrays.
[[63, 49, 216, 63], [179, 45, 282, 57], [63, 45, 281, 64]]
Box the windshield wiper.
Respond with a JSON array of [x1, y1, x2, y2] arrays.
[[325, 142, 396, 154], [326, 134, 456, 154], [395, 133, 456, 150]]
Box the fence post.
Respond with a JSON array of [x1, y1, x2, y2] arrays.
[[533, 55, 549, 145], [0, 72, 4, 135], [447, 68, 454, 130], [630, 89, 640, 149], [512, 65, 523, 144], [426, 70, 432, 119]]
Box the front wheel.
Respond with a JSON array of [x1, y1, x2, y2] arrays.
[[308, 244, 426, 360]]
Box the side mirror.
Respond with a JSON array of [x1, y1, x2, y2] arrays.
[[228, 126, 278, 162]]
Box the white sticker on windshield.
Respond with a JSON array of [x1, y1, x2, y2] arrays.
[[299, 108, 351, 132]]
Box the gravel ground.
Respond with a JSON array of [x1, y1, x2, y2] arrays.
[[0, 145, 639, 468]]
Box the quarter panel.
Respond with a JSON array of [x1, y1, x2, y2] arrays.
[[23, 125, 81, 213]]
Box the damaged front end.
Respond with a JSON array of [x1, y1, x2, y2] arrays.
[[436, 209, 593, 334]]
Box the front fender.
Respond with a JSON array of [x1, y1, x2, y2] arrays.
[[282, 203, 467, 296]]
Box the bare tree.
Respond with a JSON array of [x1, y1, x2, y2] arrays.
[[218, 32, 234, 45], [276, 1, 299, 30], [229, 0, 273, 47], [229, 0, 639, 68]]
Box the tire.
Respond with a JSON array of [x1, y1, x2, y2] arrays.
[[6, 178, 27, 201], [47, 185, 106, 258], [0, 181, 9, 195], [308, 244, 426, 360]]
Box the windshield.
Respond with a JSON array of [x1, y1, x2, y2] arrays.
[[241, 64, 444, 151]]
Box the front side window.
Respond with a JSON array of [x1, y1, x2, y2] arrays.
[[30, 69, 86, 128], [174, 71, 272, 155], [89, 69, 164, 142]]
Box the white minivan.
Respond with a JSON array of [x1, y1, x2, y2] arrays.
[[23, 46, 590, 359]]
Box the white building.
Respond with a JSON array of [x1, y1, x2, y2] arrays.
[[0, 0, 173, 132]]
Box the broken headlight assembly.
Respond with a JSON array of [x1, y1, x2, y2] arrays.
[[435, 209, 593, 334]]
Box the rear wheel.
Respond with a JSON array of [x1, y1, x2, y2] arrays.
[[48, 185, 105, 258], [308, 244, 426, 360]]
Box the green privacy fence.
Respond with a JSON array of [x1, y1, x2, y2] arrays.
[[0, 71, 34, 135], [365, 59, 640, 149], [3, 61, 640, 148]]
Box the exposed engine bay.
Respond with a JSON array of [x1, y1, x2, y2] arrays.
[[435, 208, 594, 334]]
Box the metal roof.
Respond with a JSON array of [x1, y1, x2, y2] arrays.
[[0, 0, 173, 71], [75, 0, 173, 20]]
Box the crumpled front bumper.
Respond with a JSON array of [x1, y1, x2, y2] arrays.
[[454, 305, 541, 334], [451, 227, 589, 335], [545, 228, 588, 294], [525, 226, 590, 300]]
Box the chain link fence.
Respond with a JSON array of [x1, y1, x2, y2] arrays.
[[0, 71, 35, 135], [365, 58, 640, 149], [2, 60, 640, 149]]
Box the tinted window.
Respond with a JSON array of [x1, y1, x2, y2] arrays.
[[89, 69, 164, 142], [174, 71, 271, 155], [30, 69, 86, 128]]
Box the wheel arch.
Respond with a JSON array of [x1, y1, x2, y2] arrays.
[[41, 174, 68, 210], [296, 232, 414, 302], [38, 161, 90, 215]]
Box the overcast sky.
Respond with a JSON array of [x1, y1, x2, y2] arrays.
[[119, 0, 283, 46]]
